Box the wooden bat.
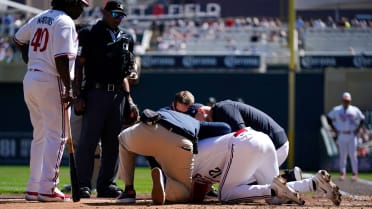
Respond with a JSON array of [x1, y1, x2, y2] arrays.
[[64, 105, 80, 202]]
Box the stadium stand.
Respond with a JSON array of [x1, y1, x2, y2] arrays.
[[303, 28, 372, 53], [1, 3, 372, 65], [147, 18, 291, 65]]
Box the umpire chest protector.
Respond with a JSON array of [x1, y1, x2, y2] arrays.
[[82, 21, 133, 84]]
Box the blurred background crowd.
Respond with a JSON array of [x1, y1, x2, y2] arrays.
[[1, 0, 372, 63]]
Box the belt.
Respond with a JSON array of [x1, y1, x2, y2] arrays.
[[93, 82, 121, 92], [158, 120, 190, 139], [340, 131, 352, 134], [157, 120, 196, 140], [158, 120, 177, 134], [157, 120, 198, 154], [28, 69, 42, 72]]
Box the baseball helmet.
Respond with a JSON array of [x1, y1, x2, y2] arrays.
[[51, 0, 89, 9]]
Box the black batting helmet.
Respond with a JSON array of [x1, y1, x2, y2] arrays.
[[51, 0, 89, 10]]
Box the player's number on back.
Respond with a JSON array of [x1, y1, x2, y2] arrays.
[[31, 28, 49, 52]]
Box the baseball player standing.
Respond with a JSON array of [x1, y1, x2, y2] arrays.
[[13, 0, 88, 202], [191, 127, 341, 206], [327, 92, 365, 181]]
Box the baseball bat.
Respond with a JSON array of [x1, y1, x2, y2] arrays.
[[64, 104, 80, 202]]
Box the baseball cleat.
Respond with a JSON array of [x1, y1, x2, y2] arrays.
[[312, 170, 342, 206], [339, 173, 346, 181], [151, 167, 165, 205], [351, 174, 358, 181], [271, 176, 305, 205], [115, 189, 136, 204], [206, 188, 218, 197], [281, 166, 303, 182], [25, 191, 38, 201], [37, 188, 71, 202]]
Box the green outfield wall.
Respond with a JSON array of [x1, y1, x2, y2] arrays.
[[0, 68, 371, 171]]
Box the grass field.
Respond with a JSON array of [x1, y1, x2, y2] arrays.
[[0, 165, 152, 195], [1, 165, 372, 195]]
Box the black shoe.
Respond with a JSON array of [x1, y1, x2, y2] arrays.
[[80, 187, 91, 198], [281, 166, 303, 182], [206, 189, 218, 197], [61, 184, 71, 193], [97, 184, 123, 198], [115, 189, 136, 204]]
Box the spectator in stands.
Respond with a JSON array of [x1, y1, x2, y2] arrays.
[[268, 31, 279, 43], [358, 132, 370, 157], [338, 17, 351, 28], [0, 36, 14, 63], [224, 17, 235, 27], [312, 19, 326, 29], [296, 16, 304, 29], [3, 14, 15, 36], [326, 16, 336, 28], [250, 31, 260, 42]]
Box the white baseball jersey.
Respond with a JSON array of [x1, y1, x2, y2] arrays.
[[15, 9, 78, 196], [327, 105, 365, 135], [193, 127, 279, 202], [14, 9, 78, 76]]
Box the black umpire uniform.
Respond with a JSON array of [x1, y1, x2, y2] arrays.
[[73, 0, 136, 198]]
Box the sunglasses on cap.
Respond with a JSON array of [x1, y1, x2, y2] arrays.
[[111, 12, 125, 19]]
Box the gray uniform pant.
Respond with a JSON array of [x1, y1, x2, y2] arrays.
[[118, 122, 194, 202]]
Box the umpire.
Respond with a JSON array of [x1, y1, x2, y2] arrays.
[[73, 0, 138, 198]]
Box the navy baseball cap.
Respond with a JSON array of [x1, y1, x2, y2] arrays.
[[104, 0, 126, 15], [185, 103, 204, 117]]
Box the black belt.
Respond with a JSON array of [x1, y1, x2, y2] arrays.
[[340, 130, 352, 134], [157, 120, 198, 154], [28, 69, 42, 72], [93, 82, 121, 92], [158, 120, 180, 135]]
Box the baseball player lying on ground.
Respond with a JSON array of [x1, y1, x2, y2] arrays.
[[118, 119, 341, 205], [186, 100, 303, 183], [139, 127, 342, 206], [187, 127, 342, 205], [186, 100, 292, 169]]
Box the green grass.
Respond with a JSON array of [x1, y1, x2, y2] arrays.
[[0, 165, 151, 195]]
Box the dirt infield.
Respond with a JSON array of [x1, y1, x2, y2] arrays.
[[1, 178, 371, 209], [1, 193, 372, 209]]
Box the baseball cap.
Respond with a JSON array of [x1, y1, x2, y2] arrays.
[[185, 103, 204, 117], [104, 0, 126, 15], [342, 92, 352, 101]]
